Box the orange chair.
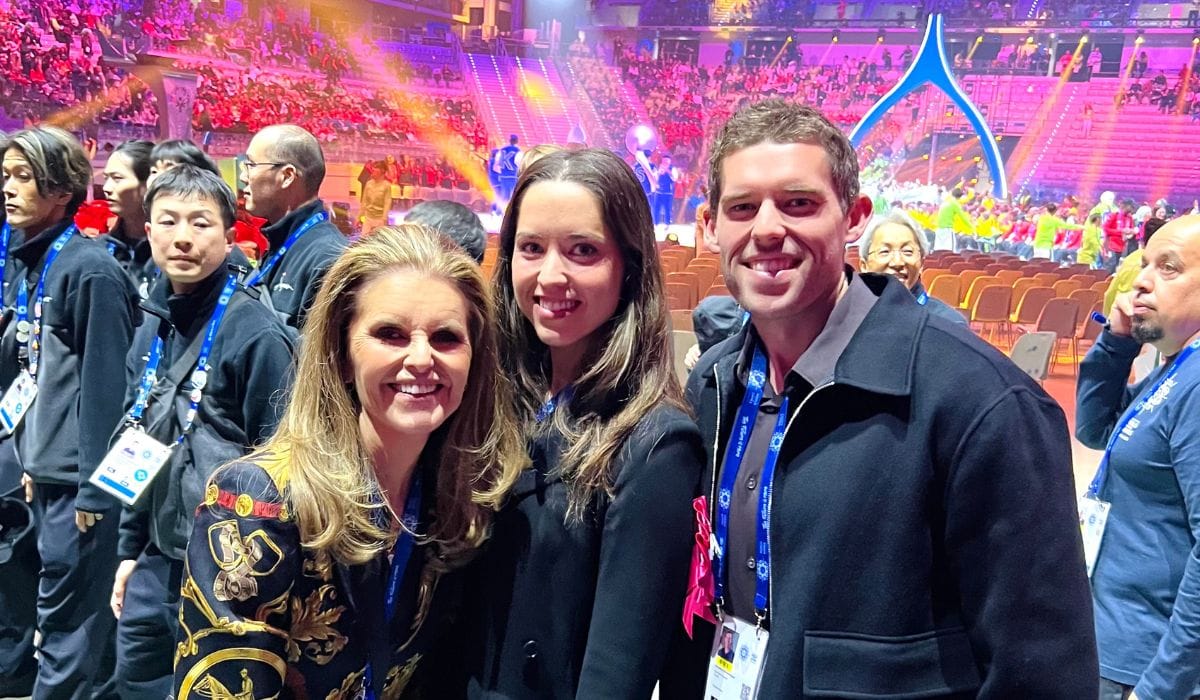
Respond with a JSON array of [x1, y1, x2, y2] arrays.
[[1052, 279, 1082, 298], [996, 269, 1023, 286], [984, 263, 1007, 275], [669, 309, 694, 331], [1033, 298, 1082, 375], [1008, 286, 1056, 345], [1068, 274, 1094, 286], [665, 282, 695, 310], [948, 262, 977, 274], [969, 285, 1013, 344], [705, 284, 732, 298], [1090, 280, 1110, 293], [687, 257, 720, 271], [687, 265, 719, 294], [1075, 301, 1104, 361], [1032, 272, 1061, 288], [921, 268, 951, 288], [927, 275, 962, 307], [959, 275, 1000, 311], [667, 272, 701, 303], [713, 274, 726, 288], [1069, 289, 1101, 319]]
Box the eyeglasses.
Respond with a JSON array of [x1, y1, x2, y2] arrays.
[[239, 156, 288, 172], [870, 247, 920, 262]]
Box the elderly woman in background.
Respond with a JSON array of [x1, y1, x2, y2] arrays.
[[859, 210, 968, 325], [173, 224, 524, 699]]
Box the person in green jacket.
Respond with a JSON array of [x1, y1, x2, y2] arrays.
[[1033, 202, 1082, 259], [935, 187, 972, 251]]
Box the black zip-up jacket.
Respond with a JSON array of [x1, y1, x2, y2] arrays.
[[0, 220, 139, 513], [680, 274, 1098, 698], [256, 199, 346, 329], [115, 262, 294, 562]]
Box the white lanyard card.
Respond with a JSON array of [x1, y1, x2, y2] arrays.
[[89, 427, 172, 506], [0, 370, 37, 434], [705, 615, 769, 700], [1078, 493, 1111, 578]]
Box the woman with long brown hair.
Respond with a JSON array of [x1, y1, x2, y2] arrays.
[[457, 148, 705, 698], [173, 224, 525, 699]]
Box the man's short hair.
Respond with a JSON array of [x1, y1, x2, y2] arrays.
[[261, 124, 326, 197], [150, 139, 220, 177], [707, 99, 859, 214], [2, 126, 92, 216], [405, 200, 486, 263], [857, 209, 930, 259], [144, 164, 237, 230], [1046, 202, 1058, 214], [1143, 217, 1167, 243]]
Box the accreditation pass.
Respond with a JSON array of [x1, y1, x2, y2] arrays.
[[89, 428, 172, 506], [705, 615, 769, 700], [0, 370, 37, 434]]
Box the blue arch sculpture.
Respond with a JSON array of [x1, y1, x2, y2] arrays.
[[849, 14, 1009, 199]]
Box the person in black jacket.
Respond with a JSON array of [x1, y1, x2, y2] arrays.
[[240, 124, 346, 329], [98, 139, 157, 297], [455, 148, 705, 698], [674, 100, 1097, 698], [1, 126, 139, 699], [105, 165, 295, 699]]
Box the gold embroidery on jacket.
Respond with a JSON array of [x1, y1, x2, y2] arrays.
[[176, 647, 286, 699], [324, 669, 365, 700], [176, 573, 290, 664], [286, 584, 348, 665], [207, 520, 283, 602], [382, 654, 421, 699], [193, 668, 264, 700]]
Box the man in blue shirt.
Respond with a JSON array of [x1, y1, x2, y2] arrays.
[[1077, 214, 1200, 699], [652, 154, 678, 227]]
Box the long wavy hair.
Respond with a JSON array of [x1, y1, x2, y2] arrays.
[[484, 148, 686, 520], [251, 224, 525, 568]]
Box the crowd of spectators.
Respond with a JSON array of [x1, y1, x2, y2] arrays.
[[359, 153, 479, 191], [187, 61, 488, 147], [0, 0, 158, 126]]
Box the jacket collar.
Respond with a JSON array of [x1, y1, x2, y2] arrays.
[[12, 218, 73, 271], [141, 260, 231, 336], [699, 272, 923, 398], [261, 199, 326, 253]]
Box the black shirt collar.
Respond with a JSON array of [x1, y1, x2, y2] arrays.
[[12, 219, 74, 271]]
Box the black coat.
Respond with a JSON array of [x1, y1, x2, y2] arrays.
[[679, 274, 1097, 698], [257, 199, 346, 330], [453, 403, 705, 698]]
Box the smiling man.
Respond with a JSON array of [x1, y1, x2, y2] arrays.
[[110, 165, 293, 698], [683, 100, 1096, 698], [858, 210, 967, 325], [1077, 214, 1200, 699]]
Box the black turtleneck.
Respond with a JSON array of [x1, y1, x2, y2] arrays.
[[8, 218, 76, 305], [142, 262, 231, 360]]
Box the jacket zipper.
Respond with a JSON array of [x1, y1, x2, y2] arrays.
[[765, 380, 833, 623]]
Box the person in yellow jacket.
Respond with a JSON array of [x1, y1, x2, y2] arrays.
[[1078, 213, 1104, 267]]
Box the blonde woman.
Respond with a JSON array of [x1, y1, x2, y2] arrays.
[[173, 224, 524, 699]]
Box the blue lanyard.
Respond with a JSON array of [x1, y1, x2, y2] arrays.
[[1087, 335, 1200, 498], [535, 385, 574, 423], [364, 476, 423, 700], [714, 346, 788, 622], [0, 223, 11, 291], [106, 240, 118, 256], [246, 211, 327, 287], [916, 291, 929, 306], [17, 226, 76, 378], [126, 275, 237, 442]]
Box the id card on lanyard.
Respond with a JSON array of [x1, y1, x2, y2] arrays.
[[364, 477, 422, 700], [0, 226, 76, 434], [245, 211, 327, 288], [705, 347, 785, 700], [1079, 335, 1200, 577], [89, 275, 238, 505]]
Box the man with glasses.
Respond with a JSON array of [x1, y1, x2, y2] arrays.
[[858, 210, 967, 325], [240, 124, 345, 329]]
